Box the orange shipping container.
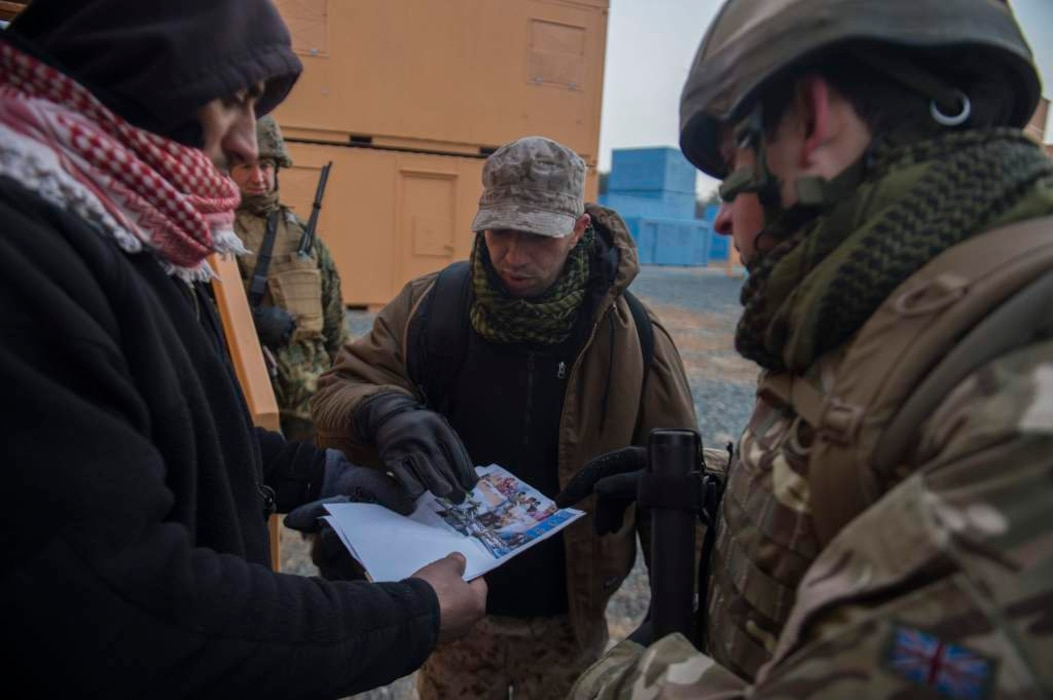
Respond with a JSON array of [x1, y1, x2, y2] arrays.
[[272, 0, 610, 307]]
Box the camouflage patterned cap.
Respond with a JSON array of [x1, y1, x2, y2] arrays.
[[471, 136, 586, 238], [256, 114, 293, 168]]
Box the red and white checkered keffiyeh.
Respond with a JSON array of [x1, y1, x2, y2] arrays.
[[0, 42, 244, 281]]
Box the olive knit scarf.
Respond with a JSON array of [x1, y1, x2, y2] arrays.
[[238, 191, 281, 217], [737, 129, 1053, 372], [469, 228, 595, 345]]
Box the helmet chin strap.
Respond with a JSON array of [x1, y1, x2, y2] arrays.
[[719, 102, 877, 270], [719, 48, 971, 267], [718, 103, 782, 217]]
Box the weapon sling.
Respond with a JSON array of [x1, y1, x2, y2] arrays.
[[248, 211, 280, 308]]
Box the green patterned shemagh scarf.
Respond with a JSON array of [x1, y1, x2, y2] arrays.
[[737, 129, 1053, 372], [238, 190, 281, 217], [470, 228, 595, 345]]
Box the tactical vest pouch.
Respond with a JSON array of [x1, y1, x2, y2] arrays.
[[798, 216, 1053, 545], [269, 254, 325, 339]]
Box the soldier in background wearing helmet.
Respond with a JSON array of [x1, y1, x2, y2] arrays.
[[566, 0, 1053, 697], [231, 115, 348, 443]]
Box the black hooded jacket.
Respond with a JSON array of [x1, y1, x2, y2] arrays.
[[0, 2, 439, 697], [8, 0, 301, 140]]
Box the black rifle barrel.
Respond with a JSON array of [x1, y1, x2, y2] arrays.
[[298, 161, 333, 256], [648, 428, 700, 641]]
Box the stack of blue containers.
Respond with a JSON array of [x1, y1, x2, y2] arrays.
[[599, 147, 714, 266], [700, 204, 725, 261]]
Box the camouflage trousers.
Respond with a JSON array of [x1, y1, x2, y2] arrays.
[[417, 614, 605, 700]]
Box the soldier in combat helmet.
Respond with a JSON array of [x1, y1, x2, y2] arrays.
[[231, 115, 348, 443], [565, 0, 1053, 697]]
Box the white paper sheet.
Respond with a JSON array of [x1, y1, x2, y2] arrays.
[[323, 464, 585, 582]]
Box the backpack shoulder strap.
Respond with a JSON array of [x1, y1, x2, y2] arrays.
[[624, 290, 655, 370], [806, 215, 1053, 545], [408, 271, 655, 408], [406, 260, 472, 412]]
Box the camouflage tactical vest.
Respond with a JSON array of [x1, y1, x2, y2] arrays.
[[705, 216, 1053, 681], [235, 207, 339, 438]]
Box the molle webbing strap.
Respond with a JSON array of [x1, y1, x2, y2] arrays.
[[757, 373, 826, 428]]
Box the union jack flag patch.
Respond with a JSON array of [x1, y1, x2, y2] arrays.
[[883, 624, 996, 700]]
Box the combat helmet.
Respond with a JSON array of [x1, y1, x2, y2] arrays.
[[679, 0, 1041, 178], [256, 114, 294, 168]]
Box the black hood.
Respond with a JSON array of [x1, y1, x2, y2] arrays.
[[6, 0, 302, 142]]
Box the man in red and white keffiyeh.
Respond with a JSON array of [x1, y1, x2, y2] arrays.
[[0, 42, 246, 282], [0, 1, 487, 695]]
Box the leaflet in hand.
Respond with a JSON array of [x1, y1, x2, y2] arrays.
[[323, 464, 585, 582]]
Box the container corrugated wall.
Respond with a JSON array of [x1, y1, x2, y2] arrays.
[[271, 0, 610, 307]]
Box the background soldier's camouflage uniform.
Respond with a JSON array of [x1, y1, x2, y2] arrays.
[[235, 115, 347, 442], [235, 207, 347, 442]]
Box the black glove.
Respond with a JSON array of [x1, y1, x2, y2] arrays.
[[556, 446, 648, 535], [355, 392, 478, 503], [252, 304, 296, 349], [283, 449, 415, 532], [284, 449, 415, 581]]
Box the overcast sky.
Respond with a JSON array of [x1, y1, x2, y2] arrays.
[[597, 0, 1053, 196]]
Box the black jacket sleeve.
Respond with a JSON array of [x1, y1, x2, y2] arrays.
[[256, 427, 331, 512], [0, 180, 439, 699]]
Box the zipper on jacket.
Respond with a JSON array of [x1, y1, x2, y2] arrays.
[[553, 304, 617, 484]]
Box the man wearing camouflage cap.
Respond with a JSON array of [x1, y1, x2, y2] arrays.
[[566, 0, 1053, 698], [311, 135, 697, 700], [231, 115, 348, 443]]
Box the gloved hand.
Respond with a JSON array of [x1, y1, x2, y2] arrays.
[[557, 444, 725, 536], [252, 304, 296, 349], [355, 392, 478, 503], [556, 446, 648, 535], [284, 449, 415, 581], [284, 449, 415, 531]]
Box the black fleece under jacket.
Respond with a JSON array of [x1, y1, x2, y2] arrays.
[[0, 175, 439, 698]]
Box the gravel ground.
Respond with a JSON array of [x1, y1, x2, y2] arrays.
[[279, 265, 755, 699]]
